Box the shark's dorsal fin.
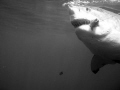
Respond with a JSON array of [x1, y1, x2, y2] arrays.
[[91, 55, 107, 74]]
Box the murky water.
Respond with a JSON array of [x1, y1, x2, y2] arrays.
[[0, 0, 120, 90]]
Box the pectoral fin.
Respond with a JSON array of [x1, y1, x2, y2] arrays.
[[91, 55, 120, 74], [91, 55, 107, 74]]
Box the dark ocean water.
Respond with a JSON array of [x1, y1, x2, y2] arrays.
[[0, 0, 120, 90]]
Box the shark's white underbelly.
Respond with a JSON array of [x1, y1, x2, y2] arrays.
[[78, 31, 120, 60]]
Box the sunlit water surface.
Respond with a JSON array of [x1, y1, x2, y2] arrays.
[[63, 0, 120, 14]]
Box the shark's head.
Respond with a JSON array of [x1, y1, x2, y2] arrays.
[[65, 3, 119, 38]]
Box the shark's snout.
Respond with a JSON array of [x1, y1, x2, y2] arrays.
[[66, 3, 100, 30], [67, 4, 91, 15], [67, 5, 91, 28], [67, 5, 79, 15]]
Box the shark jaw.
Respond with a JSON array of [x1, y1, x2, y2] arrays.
[[71, 19, 90, 28], [66, 4, 100, 32], [71, 18, 99, 31], [67, 5, 111, 36]]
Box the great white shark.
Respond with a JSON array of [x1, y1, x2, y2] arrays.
[[64, 1, 120, 74]]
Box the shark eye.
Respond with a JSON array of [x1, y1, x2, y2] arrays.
[[86, 7, 91, 12]]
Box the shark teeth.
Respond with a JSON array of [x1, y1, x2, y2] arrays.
[[71, 19, 90, 28]]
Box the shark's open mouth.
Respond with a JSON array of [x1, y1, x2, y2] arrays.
[[71, 19, 90, 28]]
